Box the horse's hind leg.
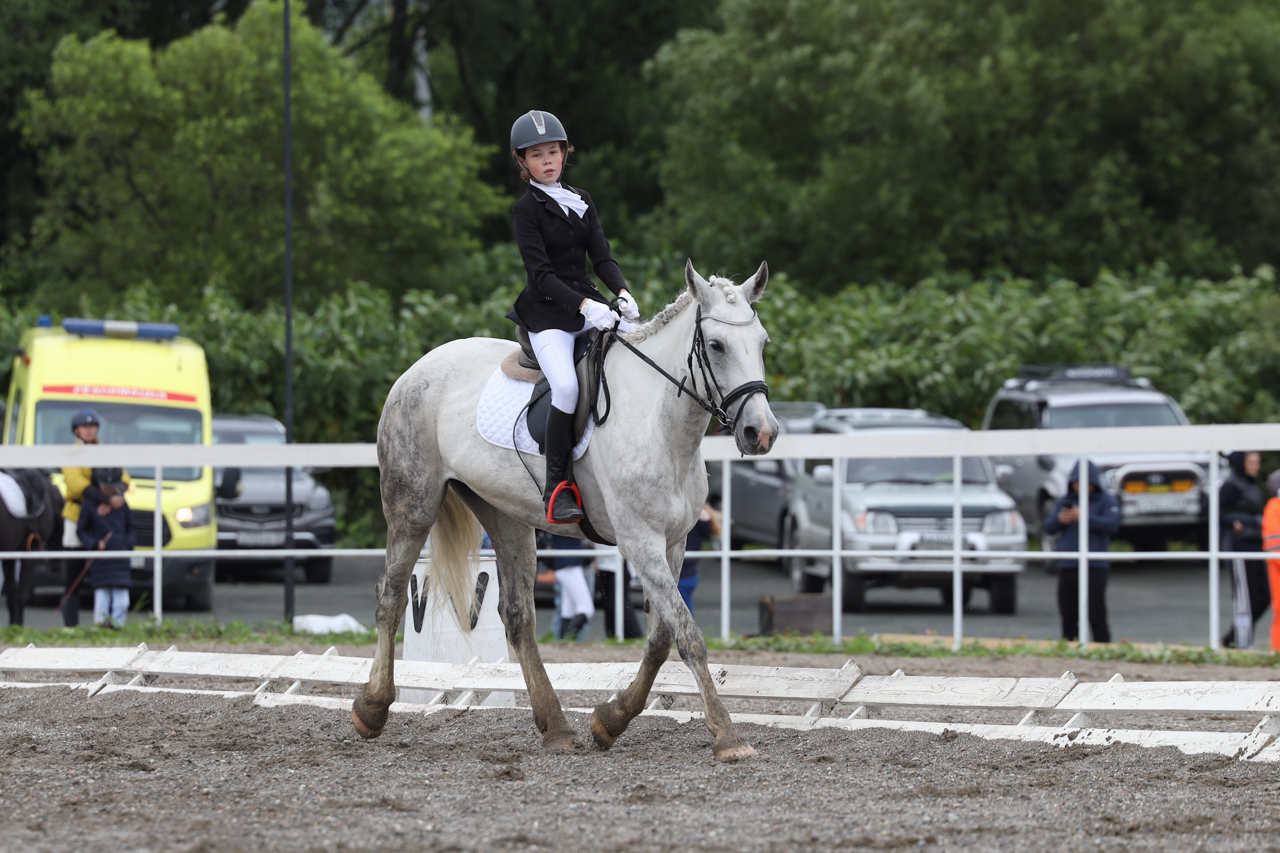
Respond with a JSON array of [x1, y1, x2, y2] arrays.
[[352, 420, 441, 739], [454, 488, 578, 750], [594, 538, 755, 758], [2, 559, 18, 626]]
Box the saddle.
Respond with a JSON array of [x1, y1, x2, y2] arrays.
[[2, 469, 49, 520], [501, 326, 609, 453]]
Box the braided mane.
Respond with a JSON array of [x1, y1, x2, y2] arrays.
[[621, 277, 737, 342]]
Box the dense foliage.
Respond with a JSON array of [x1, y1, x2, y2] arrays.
[[2, 260, 1278, 543], [653, 0, 1280, 288], [11, 2, 501, 310]]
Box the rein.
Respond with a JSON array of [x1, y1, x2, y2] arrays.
[[595, 302, 769, 431]]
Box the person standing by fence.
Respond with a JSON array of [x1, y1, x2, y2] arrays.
[[1221, 451, 1269, 648], [59, 410, 130, 626], [76, 468, 135, 627], [1044, 460, 1121, 643], [1261, 469, 1280, 651], [679, 504, 721, 619]]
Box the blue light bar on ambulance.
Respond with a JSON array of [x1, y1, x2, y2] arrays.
[[62, 318, 179, 340]]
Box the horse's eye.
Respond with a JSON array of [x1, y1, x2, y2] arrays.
[[708, 340, 725, 353]]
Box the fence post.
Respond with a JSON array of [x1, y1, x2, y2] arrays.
[[615, 553, 624, 643], [952, 455, 962, 652], [1078, 455, 1089, 649], [153, 467, 163, 625], [1209, 456, 1220, 650], [720, 461, 732, 642], [832, 457, 844, 644]]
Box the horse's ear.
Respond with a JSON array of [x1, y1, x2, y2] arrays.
[[685, 259, 712, 301], [742, 261, 769, 303]]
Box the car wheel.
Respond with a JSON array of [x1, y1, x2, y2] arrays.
[[841, 570, 865, 613], [305, 557, 333, 584], [988, 575, 1017, 614], [784, 518, 824, 594]]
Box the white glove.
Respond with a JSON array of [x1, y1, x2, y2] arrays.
[[616, 290, 640, 321], [580, 299, 620, 331]]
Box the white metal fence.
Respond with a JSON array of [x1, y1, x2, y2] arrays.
[[3, 421, 1279, 647]]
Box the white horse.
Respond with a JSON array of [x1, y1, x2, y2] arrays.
[[353, 261, 778, 758]]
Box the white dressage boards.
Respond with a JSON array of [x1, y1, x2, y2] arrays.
[[4, 645, 1280, 761]]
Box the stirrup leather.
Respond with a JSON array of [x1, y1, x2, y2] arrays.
[[546, 481, 583, 524]]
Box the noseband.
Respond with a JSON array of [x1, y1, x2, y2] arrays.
[[602, 303, 770, 431]]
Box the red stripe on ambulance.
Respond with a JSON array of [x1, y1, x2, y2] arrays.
[[42, 385, 198, 403]]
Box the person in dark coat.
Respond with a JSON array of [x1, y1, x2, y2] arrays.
[[1220, 451, 1268, 648], [77, 468, 136, 627], [1044, 460, 1122, 643], [679, 504, 722, 618], [505, 109, 640, 525]]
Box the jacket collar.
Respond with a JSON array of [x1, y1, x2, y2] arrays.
[[526, 181, 578, 224]]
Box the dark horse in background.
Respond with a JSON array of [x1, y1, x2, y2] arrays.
[[0, 469, 63, 626]]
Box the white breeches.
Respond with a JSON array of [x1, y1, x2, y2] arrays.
[[528, 327, 589, 414], [529, 318, 636, 413], [555, 566, 596, 619]]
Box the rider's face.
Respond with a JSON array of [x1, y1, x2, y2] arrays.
[[74, 424, 98, 443], [521, 142, 564, 185]]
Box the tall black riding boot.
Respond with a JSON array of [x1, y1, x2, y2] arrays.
[[543, 406, 584, 524]]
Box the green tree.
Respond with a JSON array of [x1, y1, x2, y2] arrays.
[[336, 0, 718, 238], [13, 0, 502, 310], [0, 1, 252, 258], [653, 0, 1280, 289]]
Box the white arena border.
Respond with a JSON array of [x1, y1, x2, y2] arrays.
[[4, 645, 1280, 762]]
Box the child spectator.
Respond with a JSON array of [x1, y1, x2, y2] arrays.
[[77, 467, 136, 628], [1043, 460, 1121, 643]]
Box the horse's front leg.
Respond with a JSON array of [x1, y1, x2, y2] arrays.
[[591, 538, 755, 758]]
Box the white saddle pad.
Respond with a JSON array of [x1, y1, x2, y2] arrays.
[[0, 471, 28, 519], [476, 368, 593, 460]]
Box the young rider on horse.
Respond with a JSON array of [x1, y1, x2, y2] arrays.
[[505, 109, 640, 524]]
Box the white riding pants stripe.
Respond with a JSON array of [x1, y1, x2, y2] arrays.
[[555, 566, 596, 619], [528, 316, 635, 414]]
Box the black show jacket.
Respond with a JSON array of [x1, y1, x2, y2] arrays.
[[507, 182, 627, 333]]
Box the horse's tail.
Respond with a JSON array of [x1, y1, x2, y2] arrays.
[[428, 485, 481, 633]]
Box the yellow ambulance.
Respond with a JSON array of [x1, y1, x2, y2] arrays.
[[4, 317, 218, 610]]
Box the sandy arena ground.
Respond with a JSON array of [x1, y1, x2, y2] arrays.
[[3, 646, 1280, 852]]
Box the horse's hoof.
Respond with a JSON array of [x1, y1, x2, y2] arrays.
[[713, 739, 757, 759], [351, 708, 383, 740], [543, 729, 578, 751], [590, 713, 617, 750]]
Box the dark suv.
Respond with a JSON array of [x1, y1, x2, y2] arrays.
[[981, 365, 1212, 550], [211, 415, 337, 583]]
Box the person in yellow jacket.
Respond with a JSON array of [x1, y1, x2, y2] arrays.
[[60, 409, 130, 626], [1263, 470, 1280, 651]]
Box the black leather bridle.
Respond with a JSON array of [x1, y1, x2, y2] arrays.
[[594, 302, 770, 431]]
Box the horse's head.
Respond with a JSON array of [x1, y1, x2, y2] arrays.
[[685, 260, 778, 455]]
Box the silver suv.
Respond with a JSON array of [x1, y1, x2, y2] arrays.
[[783, 408, 1026, 613], [981, 365, 1211, 550]]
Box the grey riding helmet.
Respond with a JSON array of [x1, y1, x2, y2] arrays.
[[510, 110, 568, 151]]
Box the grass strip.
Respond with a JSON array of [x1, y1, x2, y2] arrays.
[[6, 622, 1280, 668]]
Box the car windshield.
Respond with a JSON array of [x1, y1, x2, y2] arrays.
[[1048, 403, 1182, 429], [35, 400, 203, 481], [213, 425, 287, 476], [846, 456, 990, 485]]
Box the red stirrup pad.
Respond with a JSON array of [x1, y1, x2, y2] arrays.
[[546, 481, 582, 524]]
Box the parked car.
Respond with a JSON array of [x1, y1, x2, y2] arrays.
[[707, 401, 825, 548], [211, 414, 336, 583], [783, 408, 1026, 613], [981, 364, 1214, 550]]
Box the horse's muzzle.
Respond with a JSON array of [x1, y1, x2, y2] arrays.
[[734, 398, 778, 456]]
